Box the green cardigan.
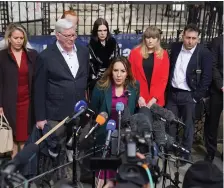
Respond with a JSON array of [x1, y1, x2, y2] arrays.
[[90, 81, 140, 144]]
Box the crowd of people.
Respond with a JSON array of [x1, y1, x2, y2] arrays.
[[0, 9, 223, 187]]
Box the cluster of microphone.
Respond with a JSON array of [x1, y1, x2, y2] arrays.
[[0, 98, 189, 187]]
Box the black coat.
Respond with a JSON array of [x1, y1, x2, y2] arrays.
[[88, 37, 120, 92], [168, 42, 213, 102], [210, 36, 223, 94], [34, 42, 89, 121], [0, 48, 38, 136]]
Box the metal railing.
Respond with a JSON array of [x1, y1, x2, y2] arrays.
[[0, 1, 223, 43]]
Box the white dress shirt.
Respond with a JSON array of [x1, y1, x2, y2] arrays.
[[172, 44, 197, 91], [56, 41, 79, 79]]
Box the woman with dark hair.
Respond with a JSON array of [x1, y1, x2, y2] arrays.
[[90, 56, 139, 187], [88, 18, 120, 99]]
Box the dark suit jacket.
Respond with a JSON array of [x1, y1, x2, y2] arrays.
[[0, 48, 38, 136], [210, 36, 223, 94], [168, 42, 213, 102], [90, 81, 140, 144], [34, 42, 89, 121]]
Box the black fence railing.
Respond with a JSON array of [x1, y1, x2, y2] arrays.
[[0, 1, 223, 43]]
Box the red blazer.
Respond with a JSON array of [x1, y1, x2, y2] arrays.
[[129, 46, 169, 106]]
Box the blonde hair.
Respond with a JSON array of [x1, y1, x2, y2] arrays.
[[4, 23, 28, 50], [138, 26, 164, 59]]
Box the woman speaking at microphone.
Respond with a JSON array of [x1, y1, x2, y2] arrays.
[[90, 56, 140, 185], [90, 56, 140, 140]]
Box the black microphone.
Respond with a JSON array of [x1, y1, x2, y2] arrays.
[[129, 112, 153, 162], [165, 134, 190, 154], [2, 143, 39, 174], [129, 112, 153, 133], [152, 118, 167, 148], [111, 130, 118, 157], [150, 103, 185, 126], [152, 118, 190, 154]]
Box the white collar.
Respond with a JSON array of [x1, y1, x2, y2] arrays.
[[181, 44, 197, 54], [56, 41, 77, 54]]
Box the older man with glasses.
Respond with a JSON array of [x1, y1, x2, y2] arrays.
[[34, 18, 89, 182]]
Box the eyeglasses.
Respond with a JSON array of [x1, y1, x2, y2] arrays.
[[59, 32, 77, 39]]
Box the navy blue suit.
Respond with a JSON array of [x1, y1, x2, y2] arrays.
[[34, 42, 89, 121], [166, 42, 212, 158], [168, 42, 212, 102]]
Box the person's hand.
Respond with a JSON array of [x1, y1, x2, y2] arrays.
[[36, 120, 47, 130], [138, 96, 146, 107], [221, 87, 224, 92], [0, 107, 4, 116], [103, 181, 115, 188], [146, 97, 157, 108], [136, 152, 146, 159]]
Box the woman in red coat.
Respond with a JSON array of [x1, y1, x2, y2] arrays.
[[129, 26, 170, 108]]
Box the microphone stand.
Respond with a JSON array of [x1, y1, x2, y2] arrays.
[[72, 124, 78, 188], [14, 147, 105, 188], [117, 111, 121, 156], [160, 146, 167, 188], [92, 127, 96, 188]]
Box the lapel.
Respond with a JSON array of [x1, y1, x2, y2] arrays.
[[104, 84, 136, 116], [172, 43, 182, 67], [170, 43, 182, 80], [186, 44, 200, 72], [25, 50, 34, 91], [137, 50, 147, 82], [75, 43, 83, 79], [127, 84, 136, 114], [51, 42, 75, 79], [104, 84, 112, 116]]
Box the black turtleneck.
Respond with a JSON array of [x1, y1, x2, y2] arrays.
[[143, 53, 154, 92]]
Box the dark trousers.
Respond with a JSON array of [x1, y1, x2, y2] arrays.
[[204, 91, 223, 156], [166, 88, 195, 159]]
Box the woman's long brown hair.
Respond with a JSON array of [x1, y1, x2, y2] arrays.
[[97, 56, 137, 90]]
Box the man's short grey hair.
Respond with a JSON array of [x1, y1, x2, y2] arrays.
[[55, 19, 74, 33]]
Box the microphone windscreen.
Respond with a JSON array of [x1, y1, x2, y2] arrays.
[[129, 112, 153, 133], [153, 119, 166, 146], [116, 102, 124, 112], [106, 120, 116, 131], [74, 100, 88, 112], [150, 103, 176, 122], [96, 112, 108, 125], [150, 103, 162, 114], [120, 105, 131, 129], [165, 133, 175, 148], [111, 130, 118, 156], [13, 143, 39, 167]]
